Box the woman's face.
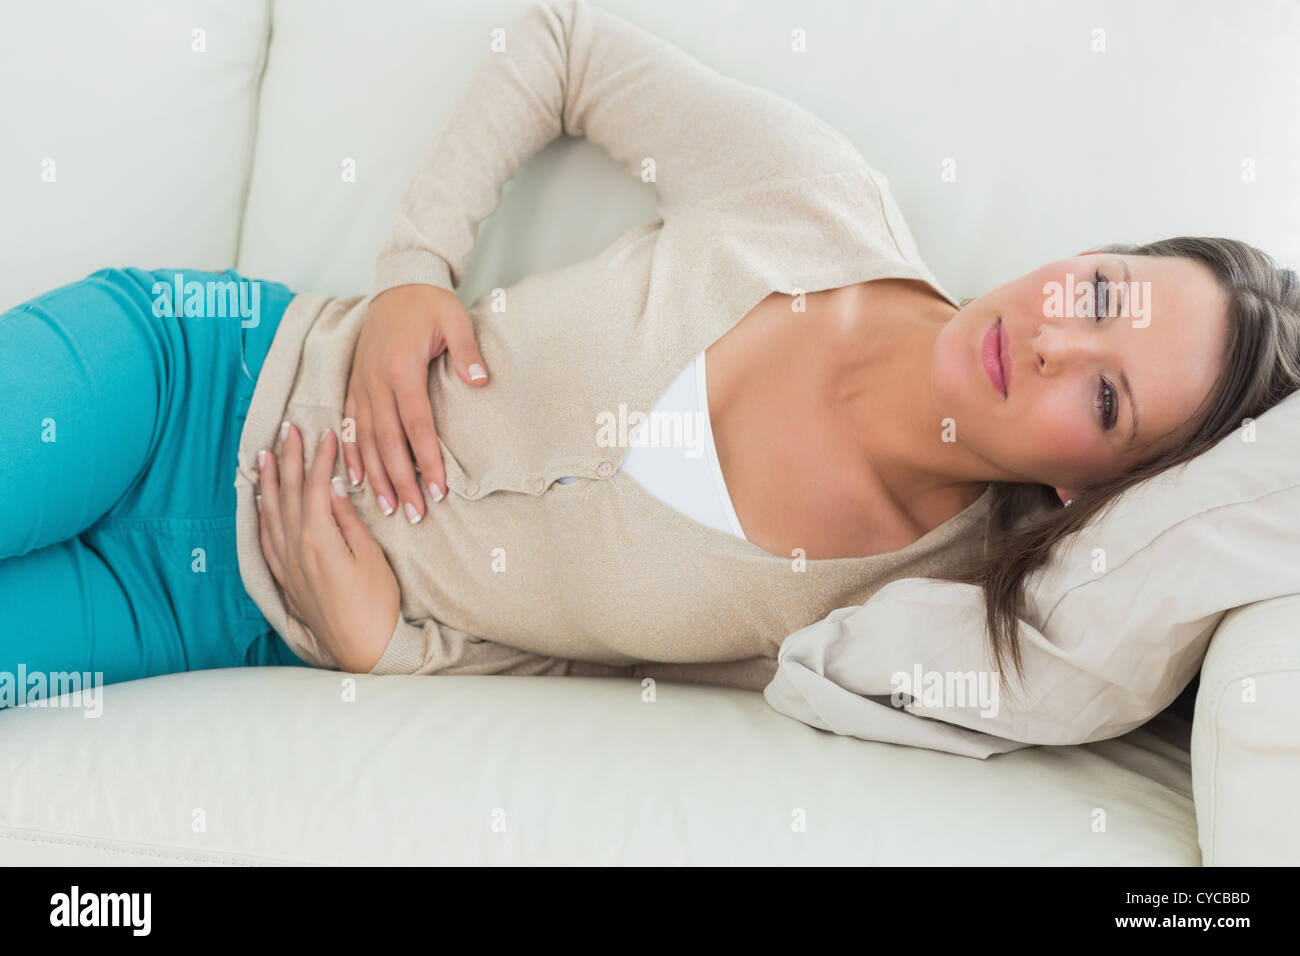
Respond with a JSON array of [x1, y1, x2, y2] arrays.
[[932, 253, 1229, 502]]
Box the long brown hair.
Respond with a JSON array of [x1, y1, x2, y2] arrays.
[[945, 237, 1300, 702]]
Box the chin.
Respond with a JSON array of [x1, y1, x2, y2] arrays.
[[930, 316, 984, 420]]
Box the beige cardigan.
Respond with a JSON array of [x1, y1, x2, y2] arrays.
[[232, 0, 993, 692]]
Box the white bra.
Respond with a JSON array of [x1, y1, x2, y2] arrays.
[[555, 350, 748, 540]]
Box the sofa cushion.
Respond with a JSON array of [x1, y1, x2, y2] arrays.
[[235, 0, 656, 300], [0, 667, 1200, 864], [0, 0, 269, 308], [1193, 592, 1300, 865]]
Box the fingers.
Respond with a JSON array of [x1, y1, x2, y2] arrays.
[[259, 424, 351, 621], [340, 396, 364, 490], [328, 468, 379, 560], [259, 500, 303, 621], [354, 399, 396, 518], [278, 421, 305, 544], [256, 445, 303, 620], [342, 286, 487, 523], [442, 311, 489, 388], [304, 428, 346, 556], [257, 461, 288, 588], [258, 445, 289, 574], [394, 379, 447, 502], [370, 387, 427, 524]]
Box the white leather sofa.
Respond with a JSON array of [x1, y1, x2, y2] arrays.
[[2, 0, 1297, 866]]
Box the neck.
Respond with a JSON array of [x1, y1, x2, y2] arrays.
[[830, 286, 1002, 525]]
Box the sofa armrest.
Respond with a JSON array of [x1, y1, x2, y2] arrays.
[[1192, 593, 1300, 865]]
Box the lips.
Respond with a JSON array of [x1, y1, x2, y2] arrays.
[[999, 319, 1012, 395], [982, 318, 1007, 398]]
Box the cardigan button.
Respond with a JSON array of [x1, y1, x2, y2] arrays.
[[528, 474, 545, 493], [464, 480, 479, 496], [596, 461, 614, 477]]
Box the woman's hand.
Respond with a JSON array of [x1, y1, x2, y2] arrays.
[[343, 283, 489, 524], [257, 423, 402, 673]]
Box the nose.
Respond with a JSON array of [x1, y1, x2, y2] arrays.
[[1032, 322, 1106, 374]]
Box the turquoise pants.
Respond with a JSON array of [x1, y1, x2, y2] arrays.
[[0, 267, 310, 709]]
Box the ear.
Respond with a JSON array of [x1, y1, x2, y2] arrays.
[[1055, 486, 1082, 507]]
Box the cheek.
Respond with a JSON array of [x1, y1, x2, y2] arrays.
[[1025, 396, 1104, 471]]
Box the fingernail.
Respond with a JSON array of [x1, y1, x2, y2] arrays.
[[404, 501, 423, 524], [468, 363, 487, 382], [427, 482, 444, 502], [257, 449, 267, 471], [255, 494, 263, 513], [349, 467, 361, 487], [279, 420, 291, 442], [331, 476, 347, 499], [377, 495, 394, 516]]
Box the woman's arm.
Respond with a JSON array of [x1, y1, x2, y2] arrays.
[[368, 618, 638, 678], [372, 0, 870, 298], [370, 614, 775, 690], [257, 421, 643, 677], [630, 658, 779, 694], [257, 424, 403, 672], [347, 0, 871, 514]]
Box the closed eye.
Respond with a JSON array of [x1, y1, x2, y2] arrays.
[[1094, 269, 1117, 430]]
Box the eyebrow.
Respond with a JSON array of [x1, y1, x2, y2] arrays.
[[1115, 258, 1140, 449], [1120, 368, 1139, 449]]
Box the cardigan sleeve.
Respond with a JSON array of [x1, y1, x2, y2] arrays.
[[367, 614, 641, 678], [372, 0, 870, 297], [629, 657, 778, 694], [365, 615, 778, 688]]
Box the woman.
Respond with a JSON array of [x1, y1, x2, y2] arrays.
[[3, 1, 1298, 707]]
